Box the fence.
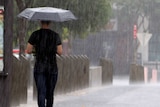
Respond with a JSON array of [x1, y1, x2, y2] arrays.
[[32, 55, 90, 99], [11, 55, 30, 106], [11, 55, 114, 106], [56, 55, 89, 94]]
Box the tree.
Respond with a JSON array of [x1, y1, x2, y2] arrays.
[[32, 0, 111, 54], [14, 0, 111, 54], [112, 0, 160, 62], [15, 0, 34, 55], [112, 0, 160, 33], [33, 0, 111, 37]]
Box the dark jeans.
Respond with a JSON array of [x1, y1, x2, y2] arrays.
[[34, 62, 58, 107]]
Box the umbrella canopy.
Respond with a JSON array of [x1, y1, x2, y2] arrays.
[[17, 7, 77, 22]]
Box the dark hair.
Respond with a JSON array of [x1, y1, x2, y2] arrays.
[[41, 20, 51, 25]]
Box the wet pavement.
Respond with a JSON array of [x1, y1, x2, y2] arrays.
[[15, 77, 160, 107]]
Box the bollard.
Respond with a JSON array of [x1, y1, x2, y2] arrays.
[[69, 55, 76, 92], [60, 56, 68, 94], [76, 55, 82, 90], [84, 55, 89, 88], [19, 56, 29, 104], [11, 56, 21, 106], [82, 55, 89, 89], [99, 58, 113, 85], [129, 64, 144, 84], [55, 55, 63, 95], [73, 55, 80, 91], [65, 56, 72, 93], [11, 55, 29, 106]]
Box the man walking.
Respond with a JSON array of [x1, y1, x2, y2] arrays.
[[26, 20, 62, 107]]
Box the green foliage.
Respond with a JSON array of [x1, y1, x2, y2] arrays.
[[112, 0, 160, 29], [62, 27, 69, 40], [112, 0, 158, 16], [33, 0, 111, 37], [14, 0, 111, 46]]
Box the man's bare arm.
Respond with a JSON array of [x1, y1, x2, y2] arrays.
[[26, 43, 33, 54], [57, 45, 62, 55]]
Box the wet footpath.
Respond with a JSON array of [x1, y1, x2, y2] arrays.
[[15, 77, 160, 107]]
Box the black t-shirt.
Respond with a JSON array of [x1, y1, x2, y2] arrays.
[[28, 29, 62, 64]]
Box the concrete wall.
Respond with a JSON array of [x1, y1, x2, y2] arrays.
[[89, 58, 113, 87], [89, 66, 102, 87]]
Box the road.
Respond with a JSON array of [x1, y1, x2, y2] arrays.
[[15, 77, 160, 107]]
